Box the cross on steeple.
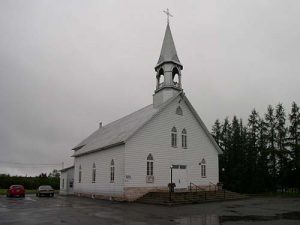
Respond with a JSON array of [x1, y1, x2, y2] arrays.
[[163, 8, 173, 24]]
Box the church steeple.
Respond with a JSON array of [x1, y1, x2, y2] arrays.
[[155, 23, 183, 70], [153, 17, 183, 108]]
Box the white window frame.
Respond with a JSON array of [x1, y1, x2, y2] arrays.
[[171, 127, 177, 147], [147, 154, 154, 176], [78, 165, 82, 183], [92, 163, 96, 183], [110, 159, 115, 183], [201, 159, 206, 178], [176, 106, 183, 115], [182, 128, 187, 148]]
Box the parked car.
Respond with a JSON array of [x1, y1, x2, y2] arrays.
[[36, 185, 54, 197], [6, 185, 25, 197]]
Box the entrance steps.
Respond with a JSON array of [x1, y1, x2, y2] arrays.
[[136, 190, 247, 205]]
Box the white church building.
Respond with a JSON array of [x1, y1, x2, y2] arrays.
[[60, 21, 222, 201]]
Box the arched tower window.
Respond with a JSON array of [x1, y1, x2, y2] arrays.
[[78, 165, 82, 183], [176, 106, 183, 116], [110, 159, 115, 183], [182, 128, 187, 148], [172, 67, 181, 88], [171, 127, 177, 147], [200, 159, 206, 178], [147, 154, 154, 176], [92, 163, 96, 183], [156, 68, 165, 89]]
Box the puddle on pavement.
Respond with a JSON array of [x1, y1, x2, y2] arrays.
[[220, 211, 300, 224], [173, 212, 300, 225], [175, 214, 219, 225]]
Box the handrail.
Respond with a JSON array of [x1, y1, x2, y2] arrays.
[[189, 182, 206, 192]]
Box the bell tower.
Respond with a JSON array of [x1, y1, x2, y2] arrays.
[[153, 16, 183, 108]]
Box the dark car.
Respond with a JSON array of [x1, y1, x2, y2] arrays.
[[36, 185, 54, 197], [7, 185, 25, 197]]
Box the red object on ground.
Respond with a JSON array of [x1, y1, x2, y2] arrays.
[[6, 185, 25, 197]]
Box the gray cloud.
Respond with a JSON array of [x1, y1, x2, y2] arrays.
[[0, 0, 299, 175]]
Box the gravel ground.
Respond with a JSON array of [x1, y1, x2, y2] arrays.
[[0, 194, 299, 225]]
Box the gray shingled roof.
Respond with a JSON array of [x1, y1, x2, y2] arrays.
[[72, 92, 223, 157], [155, 23, 182, 70], [72, 104, 159, 156]]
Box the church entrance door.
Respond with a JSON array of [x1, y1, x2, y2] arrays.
[[172, 165, 187, 190]]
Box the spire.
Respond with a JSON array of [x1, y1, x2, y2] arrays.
[[155, 23, 182, 70]]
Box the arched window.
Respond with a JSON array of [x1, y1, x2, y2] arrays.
[[172, 67, 180, 88], [147, 154, 154, 176], [182, 128, 187, 148], [78, 165, 82, 183], [176, 106, 183, 116], [157, 68, 165, 89], [110, 159, 115, 183], [92, 163, 96, 183], [171, 127, 177, 147], [201, 159, 206, 178]]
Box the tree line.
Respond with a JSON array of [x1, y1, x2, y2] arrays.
[[0, 170, 60, 190], [212, 102, 300, 193]]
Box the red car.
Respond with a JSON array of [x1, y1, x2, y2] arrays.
[[6, 185, 25, 197]]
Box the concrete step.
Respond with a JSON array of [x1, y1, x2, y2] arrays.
[[136, 190, 248, 205]]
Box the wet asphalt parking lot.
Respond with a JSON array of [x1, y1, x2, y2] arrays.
[[0, 194, 300, 225]]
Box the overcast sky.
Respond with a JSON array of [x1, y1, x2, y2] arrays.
[[0, 0, 299, 176]]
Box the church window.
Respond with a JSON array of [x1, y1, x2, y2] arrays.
[[201, 159, 206, 178], [157, 68, 165, 89], [147, 154, 154, 176], [176, 106, 183, 116], [182, 128, 187, 148], [79, 165, 82, 183], [110, 159, 115, 183], [171, 127, 177, 147], [172, 67, 180, 88], [92, 163, 96, 183]]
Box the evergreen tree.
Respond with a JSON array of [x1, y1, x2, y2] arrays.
[[246, 109, 260, 192], [275, 103, 289, 191], [257, 118, 270, 191], [288, 102, 300, 192], [211, 102, 299, 193], [229, 116, 246, 192], [265, 105, 277, 190], [212, 119, 222, 145], [219, 117, 231, 188]]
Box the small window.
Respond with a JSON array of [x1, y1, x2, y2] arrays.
[[92, 163, 96, 183], [171, 127, 177, 147], [78, 165, 82, 183], [172, 165, 179, 169], [201, 159, 206, 177], [110, 160, 115, 183], [62, 179, 64, 189], [176, 106, 183, 115], [182, 128, 187, 148], [147, 154, 154, 176]]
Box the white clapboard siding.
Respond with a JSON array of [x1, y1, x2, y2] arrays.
[[124, 95, 219, 188], [73, 145, 125, 196], [60, 167, 74, 195]]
